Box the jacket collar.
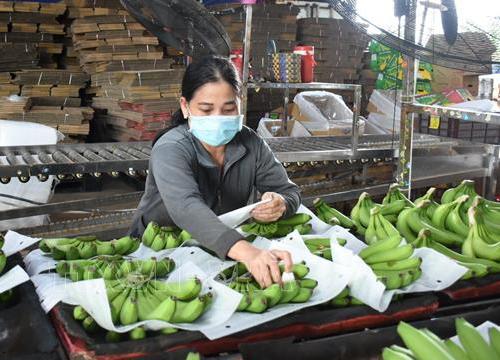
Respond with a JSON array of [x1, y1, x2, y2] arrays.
[[180, 124, 247, 170]]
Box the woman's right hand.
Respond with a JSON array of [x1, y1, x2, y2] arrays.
[[227, 240, 293, 288]]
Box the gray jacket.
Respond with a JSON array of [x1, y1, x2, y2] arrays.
[[130, 124, 301, 259]]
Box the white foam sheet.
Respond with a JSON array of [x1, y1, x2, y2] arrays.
[[329, 235, 468, 312], [0, 265, 30, 294], [30, 261, 241, 333], [449, 321, 500, 346], [3, 230, 41, 256], [202, 232, 351, 340]]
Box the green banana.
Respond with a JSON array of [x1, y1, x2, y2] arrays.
[[380, 199, 406, 217], [382, 347, 414, 360], [299, 278, 318, 289], [112, 236, 137, 255], [359, 235, 401, 260], [467, 206, 500, 261], [313, 198, 355, 229], [120, 290, 139, 325], [456, 318, 498, 360], [95, 241, 114, 256], [489, 327, 500, 358], [82, 316, 98, 333], [330, 297, 350, 307], [407, 201, 464, 246], [414, 187, 437, 206], [170, 294, 211, 323], [443, 339, 469, 360], [445, 196, 470, 237], [277, 213, 312, 226], [0, 251, 6, 274], [397, 321, 454, 360], [379, 272, 403, 290], [73, 306, 88, 321], [364, 244, 415, 265], [237, 293, 251, 311], [151, 278, 202, 301], [129, 326, 146, 340], [278, 280, 300, 304], [143, 222, 160, 247], [411, 228, 431, 248], [290, 287, 313, 303], [160, 327, 179, 335], [105, 331, 122, 343], [396, 208, 418, 243], [431, 201, 456, 229], [262, 284, 282, 307], [144, 296, 176, 322], [110, 288, 131, 324], [370, 257, 422, 272], [279, 263, 310, 279]]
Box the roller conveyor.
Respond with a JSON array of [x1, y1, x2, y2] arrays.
[[0, 134, 481, 182]]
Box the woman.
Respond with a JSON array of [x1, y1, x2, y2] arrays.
[[130, 56, 301, 288]]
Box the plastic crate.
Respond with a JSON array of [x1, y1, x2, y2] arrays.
[[416, 114, 500, 144], [51, 294, 439, 358], [0, 255, 63, 360]]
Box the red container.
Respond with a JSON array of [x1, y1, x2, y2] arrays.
[[294, 45, 316, 83], [230, 49, 244, 79]]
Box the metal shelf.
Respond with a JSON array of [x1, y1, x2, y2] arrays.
[[407, 103, 500, 126], [247, 82, 361, 91]]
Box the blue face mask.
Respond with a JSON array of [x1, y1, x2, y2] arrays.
[[188, 109, 244, 147]]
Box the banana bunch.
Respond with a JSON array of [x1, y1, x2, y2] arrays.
[[350, 192, 378, 236], [0, 233, 5, 274], [382, 318, 500, 360], [414, 187, 439, 218], [142, 222, 192, 251], [329, 287, 364, 307], [397, 200, 464, 247], [359, 226, 422, 290], [39, 235, 140, 260], [381, 184, 414, 223], [365, 207, 402, 245], [303, 237, 347, 260], [462, 203, 500, 262], [474, 196, 500, 237], [313, 198, 355, 229], [442, 180, 480, 206], [105, 274, 212, 325], [72, 305, 179, 341], [230, 262, 316, 313], [241, 213, 312, 238], [55, 255, 175, 281]]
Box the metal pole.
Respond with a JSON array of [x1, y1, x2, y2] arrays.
[[397, 0, 417, 196], [351, 85, 362, 156], [241, 5, 253, 121]]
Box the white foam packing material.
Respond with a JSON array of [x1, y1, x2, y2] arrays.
[[202, 232, 351, 340]]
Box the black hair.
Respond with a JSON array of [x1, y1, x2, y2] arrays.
[[152, 55, 242, 146]]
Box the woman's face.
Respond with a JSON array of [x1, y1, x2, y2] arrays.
[[180, 81, 240, 119]]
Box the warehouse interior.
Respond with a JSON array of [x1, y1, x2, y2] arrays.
[[0, 0, 500, 359]]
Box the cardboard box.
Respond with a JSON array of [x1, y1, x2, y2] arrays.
[[432, 65, 481, 95]]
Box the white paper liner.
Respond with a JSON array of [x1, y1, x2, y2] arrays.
[[202, 233, 351, 340], [0, 265, 30, 293], [3, 230, 41, 256], [30, 261, 241, 333]]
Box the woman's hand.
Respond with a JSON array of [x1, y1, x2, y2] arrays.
[[227, 240, 293, 288], [251, 192, 287, 223]]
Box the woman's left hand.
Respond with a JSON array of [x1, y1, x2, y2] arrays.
[[251, 192, 287, 223]]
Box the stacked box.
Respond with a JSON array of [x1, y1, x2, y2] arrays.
[[297, 18, 370, 84], [0, 1, 67, 70]]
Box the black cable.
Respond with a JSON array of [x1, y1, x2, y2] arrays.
[[0, 193, 45, 206]]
